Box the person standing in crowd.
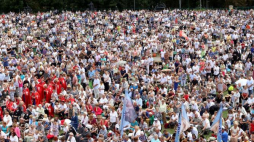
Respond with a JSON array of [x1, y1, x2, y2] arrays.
[[0, 9, 253, 141]]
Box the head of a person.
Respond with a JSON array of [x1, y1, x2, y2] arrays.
[[134, 126, 139, 131], [5, 111, 9, 116], [69, 132, 74, 137], [233, 121, 238, 127]]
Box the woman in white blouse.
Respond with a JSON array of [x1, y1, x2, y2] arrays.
[[99, 81, 105, 95], [9, 131, 18, 142], [3, 111, 12, 127], [103, 71, 110, 91]]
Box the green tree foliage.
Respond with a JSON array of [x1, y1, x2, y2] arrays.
[[0, 0, 252, 13]]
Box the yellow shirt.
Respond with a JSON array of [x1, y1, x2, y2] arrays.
[[212, 47, 216, 52]]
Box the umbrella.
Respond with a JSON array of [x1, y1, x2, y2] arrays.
[[235, 79, 248, 86]]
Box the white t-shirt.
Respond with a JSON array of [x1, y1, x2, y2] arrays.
[[202, 118, 210, 129], [192, 65, 199, 74], [247, 79, 253, 90], [213, 66, 220, 75], [0, 131, 7, 139], [161, 51, 166, 58], [132, 129, 141, 137], [233, 92, 240, 103], [187, 132, 193, 141], [93, 79, 100, 89], [191, 126, 198, 138], [10, 135, 18, 142], [99, 98, 108, 104], [3, 115, 12, 127], [67, 136, 76, 142], [81, 116, 88, 125], [186, 68, 192, 74], [246, 97, 254, 105], [153, 120, 161, 130], [109, 111, 118, 123]]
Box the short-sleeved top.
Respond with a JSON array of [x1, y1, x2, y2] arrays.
[[230, 126, 239, 135]]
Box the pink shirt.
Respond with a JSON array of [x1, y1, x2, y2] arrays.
[[14, 127, 20, 137]]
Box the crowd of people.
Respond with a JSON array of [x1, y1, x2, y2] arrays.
[[0, 8, 254, 142]]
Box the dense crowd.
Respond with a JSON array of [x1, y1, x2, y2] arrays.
[[0, 9, 254, 142]]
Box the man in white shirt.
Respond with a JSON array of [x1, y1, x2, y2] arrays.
[[131, 126, 141, 140], [109, 109, 118, 126], [81, 113, 88, 126], [245, 95, 254, 106], [0, 69, 5, 81], [186, 66, 193, 74], [192, 64, 200, 74], [190, 125, 198, 139], [159, 100, 167, 123], [93, 76, 100, 98], [148, 56, 154, 66], [135, 95, 142, 108], [160, 50, 166, 61], [152, 118, 161, 130], [201, 116, 210, 134], [99, 95, 108, 109], [213, 65, 220, 77], [59, 101, 68, 119], [245, 60, 252, 71], [247, 76, 253, 95], [67, 132, 76, 142]]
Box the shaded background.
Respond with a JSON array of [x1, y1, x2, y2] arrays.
[[0, 0, 254, 13]]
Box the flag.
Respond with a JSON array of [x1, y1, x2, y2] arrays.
[[179, 30, 189, 40], [175, 104, 190, 142], [120, 90, 137, 137], [120, 96, 126, 138], [210, 105, 223, 142]]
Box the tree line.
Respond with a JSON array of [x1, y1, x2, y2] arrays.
[[0, 0, 253, 13]]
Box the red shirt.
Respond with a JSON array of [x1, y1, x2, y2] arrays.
[[23, 88, 31, 106], [6, 101, 13, 111], [99, 119, 109, 128], [47, 105, 54, 117], [48, 85, 54, 94], [59, 77, 67, 90], [36, 84, 44, 101], [58, 96, 66, 102], [183, 94, 189, 101], [93, 106, 103, 115], [250, 123, 254, 133], [55, 81, 62, 95], [44, 88, 52, 103], [86, 104, 93, 112], [32, 91, 41, 106], [0, 107, 3, 119], [88, 118, 97, 125], [22, 104, 27, 112], [68, 98, 75, 104], [48, 82, 55, 90]]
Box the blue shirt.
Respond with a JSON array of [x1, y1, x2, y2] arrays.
[[3, 57, 8, 67], [151, 138, 160, 142], [88, 70, 95, 79], [130, 85, 138, 90], [222, 131, 228, 142]]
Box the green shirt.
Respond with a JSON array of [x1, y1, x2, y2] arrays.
[[149, 115, 154, 125]]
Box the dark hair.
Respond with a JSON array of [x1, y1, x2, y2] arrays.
[[11, 132, 16, 136]]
